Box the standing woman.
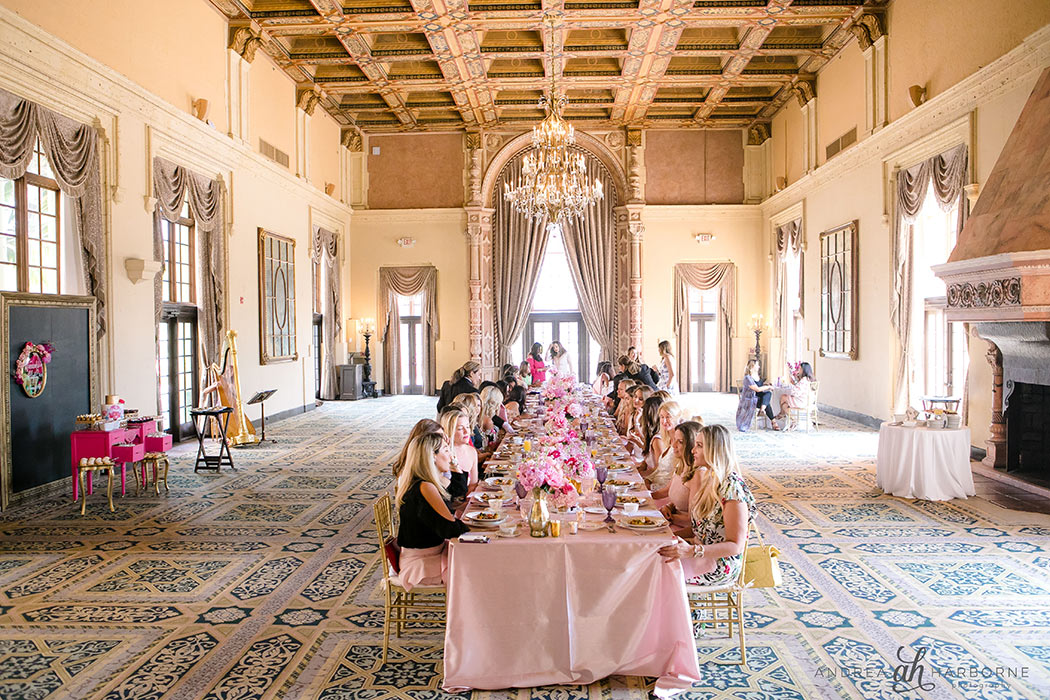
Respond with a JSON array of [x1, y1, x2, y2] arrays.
[[658, 424, 756, 586], [548, 341, 576, 379], [526, 343, 547, 385], [656, 340, 678, 394], [436, 361, 481, 412], [396, 431, 470, 590]]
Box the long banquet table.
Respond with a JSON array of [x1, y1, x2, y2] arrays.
[[441, 390, 702, 696]]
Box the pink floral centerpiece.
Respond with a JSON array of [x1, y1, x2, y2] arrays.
[[517, 456, 579, 510]]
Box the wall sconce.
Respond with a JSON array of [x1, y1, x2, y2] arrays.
[[324, 183, 336, 196], [908, 84, 927, 108], [124, 257, 163, 284], [191, 98, 210, 122], [396, 237, 416, 248], [694, 233, 716, 244]]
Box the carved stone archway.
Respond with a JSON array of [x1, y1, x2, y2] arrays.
[[466, 131, 642, 375]]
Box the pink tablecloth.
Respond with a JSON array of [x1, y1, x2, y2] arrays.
[[443, 528, 701, 696]]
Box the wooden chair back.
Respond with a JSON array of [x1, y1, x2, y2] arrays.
[[373, 492, 395, 579]]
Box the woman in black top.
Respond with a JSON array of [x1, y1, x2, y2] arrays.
[[436, 361, 482, 412], [396, 430, 469, 590]]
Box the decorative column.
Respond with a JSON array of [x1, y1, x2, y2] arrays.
[[983, 341, 1008, 468], [614, 203, 645, 352], [295, 86, 321, 179], [851, 13, 887, 134], [227, 23, 261, 143], [794, 80, 817, 174], [341, 129, 366, 207], [744, 123, 772, 203], [465, 207, 495, 374]]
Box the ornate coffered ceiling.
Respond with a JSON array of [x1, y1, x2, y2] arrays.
[[210, 0, 885, 133]]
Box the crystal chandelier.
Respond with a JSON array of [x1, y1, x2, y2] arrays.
[[503, 14, 604, 225]]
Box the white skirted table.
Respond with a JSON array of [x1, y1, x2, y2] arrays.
[[876, 424, 975, 501]]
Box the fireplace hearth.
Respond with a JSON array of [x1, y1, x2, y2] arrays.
[[1006, 382, 1050, 482]]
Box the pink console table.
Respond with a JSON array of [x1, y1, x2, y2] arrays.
[[125, 419, 158, 445], [70, 428, 131, 500]]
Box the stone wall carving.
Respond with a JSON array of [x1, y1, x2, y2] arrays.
[[341, 129, 362, 152], [850, 12, 885, 51], [748, 122, 771, 146], [947, 278, 1021, 309], [466, 132, 483, 206], [229, 26, 263, 63], [793, 79, 816, 107], [296, 88, 321, 116]]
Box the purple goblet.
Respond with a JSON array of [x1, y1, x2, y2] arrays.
[[595, 465, 608, 487], [514, 481, 527, 500], [602, 488, 617, 523]]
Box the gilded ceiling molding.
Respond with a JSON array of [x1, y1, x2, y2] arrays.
[[849, 13, 886, 52], [297, 88, 321, 116], [229, 25, 263, 64], [748, 122, 771, 146], [793, 80, 816, 108], [341, 129, 362, 152]]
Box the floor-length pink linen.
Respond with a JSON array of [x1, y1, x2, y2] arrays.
[[443, 530, 701, 695]]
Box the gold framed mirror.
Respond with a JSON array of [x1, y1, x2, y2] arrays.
[[258, 228, 298, 364]]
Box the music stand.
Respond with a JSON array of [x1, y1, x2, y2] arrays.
[[247, 390, 278, 443]]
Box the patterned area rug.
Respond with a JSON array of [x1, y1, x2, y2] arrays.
[[1, 394, 1049, 699]]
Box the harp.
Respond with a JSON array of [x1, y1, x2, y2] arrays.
[[203, 330, 258, 446]]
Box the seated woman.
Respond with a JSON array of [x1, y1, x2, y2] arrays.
[[502, 374, 527, 417], [658, 424, 756, 587], [480, 385, 513, 441], [636, 395, 666, 481], [613, 379, 638, 434], [436, 361, 481, 413], [644, 400, 687, 490], [391, 419, 443, 479], [625, 385, 654, 451], [653, 420, 702, 536], [450, 392, 485, 454], [776, 362, 815, 424], [439, 407, 478, 490], [736, 359, 775, 432], [591, 361, 613, 398], [395, 430, 470, 590], [518, 360, 533, 389]]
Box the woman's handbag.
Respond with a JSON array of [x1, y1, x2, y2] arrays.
[[743, 525, 781, 588]]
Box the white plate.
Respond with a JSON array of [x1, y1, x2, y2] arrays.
[[620, 518, 666, 531], [617, 495, 648, 506], [483, 476, 516, 489], [473, 493, 507, 504], [584, 506, 608, 515], [465, 510, 506, 525]]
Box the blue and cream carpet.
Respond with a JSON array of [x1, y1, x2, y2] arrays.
[[0, 394, 1049, 699]]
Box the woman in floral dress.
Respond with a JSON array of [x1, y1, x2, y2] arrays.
[[659, 424, 756, 587]]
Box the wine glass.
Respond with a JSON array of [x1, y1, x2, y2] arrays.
[[514, 480, 527, 500], [602, 488, 617, 523], [595, 465, 608, 489]]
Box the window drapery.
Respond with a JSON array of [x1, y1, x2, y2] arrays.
[[310, 227, 341, 400], [673, 263, 736, 392], [152, 156, 226, 366], [493, 157, 551, 368], [560, 155, 618, 364], [0, 87, 105, 337], [891, 144, 968, 411], [494, 148, 618, 366], [379, 265, 438, 395], [773, 217, 804, 373]]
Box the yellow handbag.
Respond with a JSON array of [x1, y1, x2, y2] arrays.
[[743, 526, 782, 588]]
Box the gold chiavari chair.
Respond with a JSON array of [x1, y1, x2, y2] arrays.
[[372, 492, 447, 666], [684, 525, 751, 665]]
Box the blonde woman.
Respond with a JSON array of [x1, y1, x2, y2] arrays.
[[439, 407, 478, 489], [450, 392, 482, 446], [625, 385, 654, 451], [479, 385, 511, 444], [659, 424, 756, 587], [395, 431, 469, 590], [644, 401, 687, 490], [614, 379, 638, 434], [656, 340, 678, 394], [653, 421, 702, 534]]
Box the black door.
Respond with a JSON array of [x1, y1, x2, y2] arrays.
[[158, 307, 199, 442]]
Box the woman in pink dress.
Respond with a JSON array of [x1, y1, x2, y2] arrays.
[[396, 431, 469, 590], [526, 343, 547, 385], [653, 420, 702, 536]]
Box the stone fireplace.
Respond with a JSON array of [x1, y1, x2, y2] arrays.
[[933, 66, 1050, 481]]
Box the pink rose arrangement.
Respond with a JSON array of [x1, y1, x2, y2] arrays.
[[563, 449, 596, 482], [13, 342, 54, 387], [566, 401, 585, 419], [517, 456, 571, 494]]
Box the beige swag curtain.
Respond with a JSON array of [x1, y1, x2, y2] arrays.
[[773, 217, 804, 374], [152, 156, 226, 366], [379, 265, 439, 395], [891, 144, 968, 412], [673, 263, 736, 392], [493, 157, 551, 367], [0, 87, 106, 337], [311, 227, 341, 400]]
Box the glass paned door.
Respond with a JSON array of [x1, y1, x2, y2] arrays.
[[399, 317, 424, 394], [689, 313, 717, 392], [158, 309, 198, 441], [523, 313, 591, 381], [313, 313, 322, 399]]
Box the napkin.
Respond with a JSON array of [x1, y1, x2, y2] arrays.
[[459, 533, 490, 543]]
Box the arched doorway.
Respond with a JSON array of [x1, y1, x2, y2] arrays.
[[490, 144, 618, 382]]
